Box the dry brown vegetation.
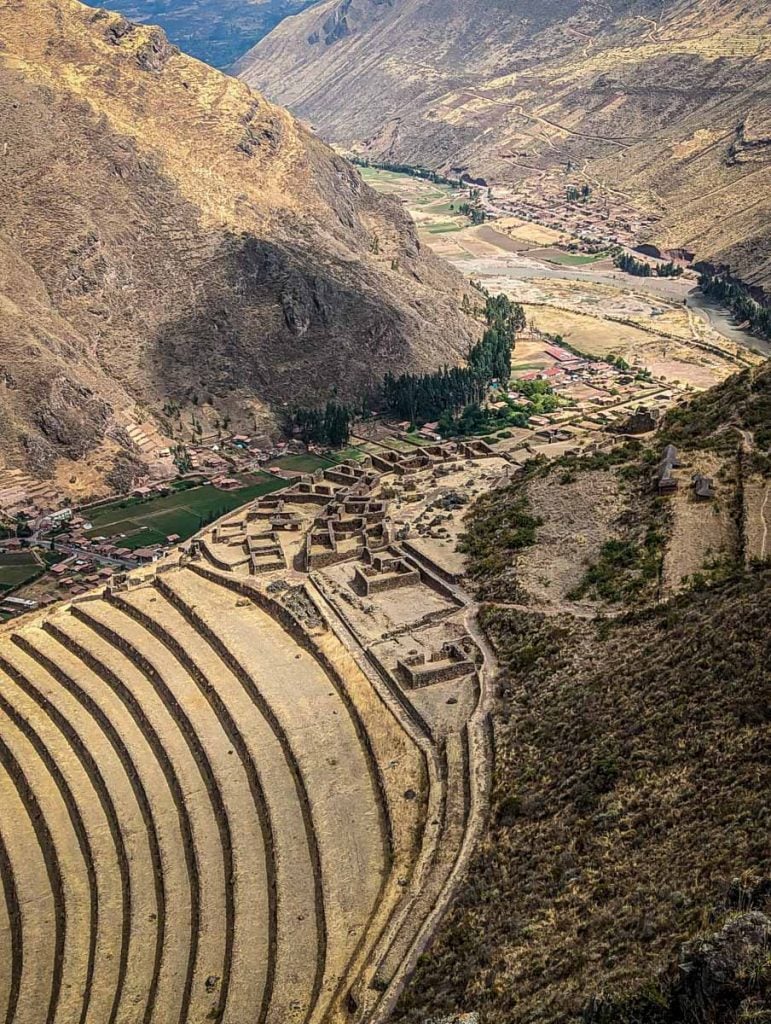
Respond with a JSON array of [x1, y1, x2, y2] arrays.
[[395, 572, 770, 1023], [660, 362, 771, 458], [460, 443, 670, 609], [394, 365, 770, 1022]]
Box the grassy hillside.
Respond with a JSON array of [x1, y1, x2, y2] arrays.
[[660, 361, 771, 458]]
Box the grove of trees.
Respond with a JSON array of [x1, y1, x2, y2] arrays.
[[292, 293, 529, 444], [381, 294, 525, 424], [614, 252, 684, 278], [699, 272, 771, 339], [292, 401, 354, 446]]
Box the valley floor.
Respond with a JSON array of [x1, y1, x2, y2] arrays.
[[360, 166, 768, 380]]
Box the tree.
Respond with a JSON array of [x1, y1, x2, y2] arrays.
[[699, 273, 771, 339], [656, 260, 683, 278], [380, 293, 525, 423], [615, 252, 652, 277], [292, 401, 353, 447]]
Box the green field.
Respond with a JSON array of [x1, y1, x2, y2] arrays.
[[357, 166, 456, 202], [85, 473, 288, 547], [511, 362, 548, 373], [357, 167, 421, 193], [352, 440, 386, 455], [0, 551, 44, 591], [421, 200, 460, 215], [327, 447, 367, 463], [378, 436, 418, 453], [426, 222, 464, 234], [358, 166, 401, 183], [537, 249, 608, 266], [274, 454, 335, 473]]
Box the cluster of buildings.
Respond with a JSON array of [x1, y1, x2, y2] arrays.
[[196, 439, 500, 583], [487, 178, 660, 251], [506, 350, 678, 435], [185, 435, 308, 476], [48, 557, 119, 596], [0, 432, 313, 531], [0, 594, 44, 617]]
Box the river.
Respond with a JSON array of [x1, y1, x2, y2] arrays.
[[685, 290, 771, 357]]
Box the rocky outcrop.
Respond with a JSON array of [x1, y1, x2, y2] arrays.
[[671, 911, 770, 1023], [584, 909, 771, 1024]]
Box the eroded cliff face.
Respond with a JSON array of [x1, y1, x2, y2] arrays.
[[0, 0, 475, 488], [240, 0, 771, 293]]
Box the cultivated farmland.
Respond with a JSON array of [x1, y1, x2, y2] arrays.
[[85, 475, 288, 548]]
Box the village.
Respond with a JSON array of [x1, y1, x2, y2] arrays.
[[479, 173, 662, 255], [358, 161, 673, 266], [0, 324, 688, 620]]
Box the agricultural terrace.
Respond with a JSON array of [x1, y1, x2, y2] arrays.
[[0, 437, 499, 1024]]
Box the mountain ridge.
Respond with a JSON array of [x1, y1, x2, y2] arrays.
[[240, 0, 771, 295], [97, 0, 317, 69], [0, 0, 475, 494]]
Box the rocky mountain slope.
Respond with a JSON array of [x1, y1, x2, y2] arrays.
[[98, 0, 316, 69], [0, 0, 475, 492], [397, 571, 770, 1024], [240, 0, 771, 293], [394, 361, 771, 1022]]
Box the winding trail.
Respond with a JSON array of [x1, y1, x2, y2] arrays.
[[760, 482, 770, 562]]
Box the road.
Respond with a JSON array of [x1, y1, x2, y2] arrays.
[[50, 543, 140, 570]]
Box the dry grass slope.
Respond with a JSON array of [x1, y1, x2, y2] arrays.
[[394, 574, 770, 1023], [393, 364, 771, 1022]]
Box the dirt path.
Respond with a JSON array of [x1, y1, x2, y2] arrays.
[[686, 292, 771, 357], [759, 482, 770, 562], [481, 599, 601, 620], [511, 105, 634, 148]]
